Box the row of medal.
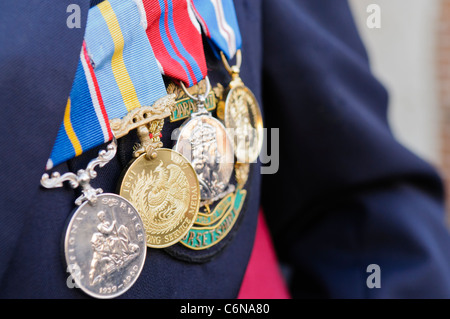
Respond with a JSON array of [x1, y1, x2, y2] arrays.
[[40, 48, 263, 298]]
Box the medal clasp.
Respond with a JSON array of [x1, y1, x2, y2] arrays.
[[180, 77, 211, 115], [41, 138, 118, 206], [109, 94, 175, 160], [220, 50, 243, 86]]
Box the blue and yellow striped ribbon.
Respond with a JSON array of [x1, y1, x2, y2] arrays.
[[84, 0, 167, 120], [48, 0, 168, 169], [48, 43, 113, 170]]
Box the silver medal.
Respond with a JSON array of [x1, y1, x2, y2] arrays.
[[64, 193, 146, 299], [41, 139, 147, 299], [173, 77, 235, 205]]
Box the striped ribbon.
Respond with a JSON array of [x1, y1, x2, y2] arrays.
[[47, 42, 113, 170], [84, 0, 167, 120], [47, 0, 168, 169], [189, 0, 241, 60], [142, 0, 207, 87]]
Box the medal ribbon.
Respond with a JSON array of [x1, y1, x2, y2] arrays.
[[141, 0, 207, 87], [84, 0, 167, 120], [48, 0, 168, 169], [189, 0, 242, 60], [47, 42, 113, 170]]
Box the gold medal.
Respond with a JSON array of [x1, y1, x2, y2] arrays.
[[111, 95, 201, 248], [119, 149, 200, 248], [218, 50, 264, 164]]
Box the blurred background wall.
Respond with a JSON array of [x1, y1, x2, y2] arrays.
[[348, 0, 450, 223]]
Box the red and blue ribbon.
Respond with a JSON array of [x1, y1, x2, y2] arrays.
[[142, 0, 207, 87]]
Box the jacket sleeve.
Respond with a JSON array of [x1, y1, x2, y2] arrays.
[[261, 0, 450, 298]]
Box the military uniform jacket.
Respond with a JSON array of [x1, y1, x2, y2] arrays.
[[1, 0, 450, 299]]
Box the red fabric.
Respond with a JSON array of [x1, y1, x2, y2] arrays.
[[142, 0, 207, 86], [238, 210, 291, 299]]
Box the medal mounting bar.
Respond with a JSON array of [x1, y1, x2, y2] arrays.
[[41, 139, 118, 206], [109, 94, 175, 160], [167, 79, 217, 122]]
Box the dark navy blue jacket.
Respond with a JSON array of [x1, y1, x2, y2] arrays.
[[1, 0, 450, 298]]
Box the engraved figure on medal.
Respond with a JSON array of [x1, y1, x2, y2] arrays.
[[228, 89, 254, 160], [89, 209, 141, 286], [173, 77, 235, 205], [190, 122, 227, 199]]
